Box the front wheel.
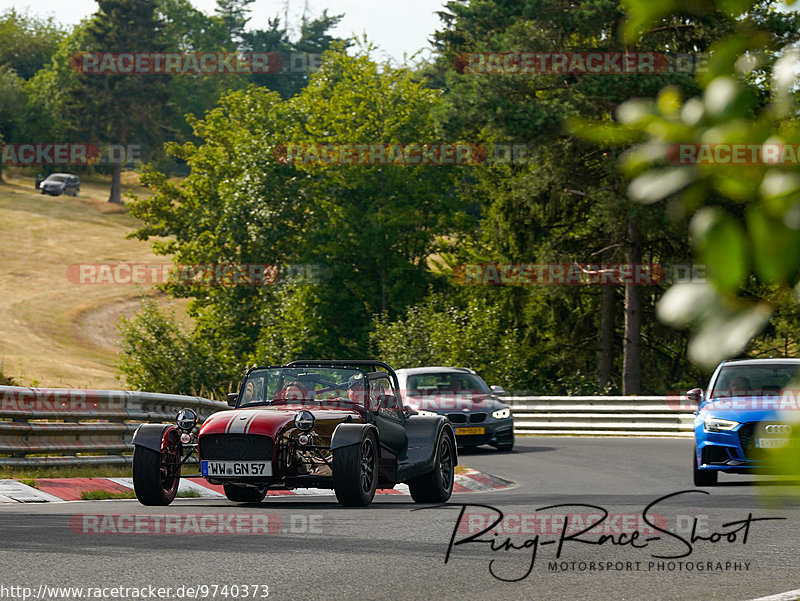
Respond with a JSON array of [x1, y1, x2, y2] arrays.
[[332, 432, 378, 507], [693, 451, 718, 486], [223, 484, 267, 503], [132, 436, 181, 505], [409, 432, 455, 503]]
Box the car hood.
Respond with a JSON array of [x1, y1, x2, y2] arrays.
[[698, 395, 800, 424], [403, 392, 508, 413], [199, 405, 364, 438]]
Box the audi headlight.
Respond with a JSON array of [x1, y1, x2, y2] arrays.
[[704, 417, 739, 432], [492, 408, 511, 419]]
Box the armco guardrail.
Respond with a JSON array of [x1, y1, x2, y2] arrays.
[[0, 388, 694, 466], [0, 386, 228, 466], [505, 396, 695, 437]]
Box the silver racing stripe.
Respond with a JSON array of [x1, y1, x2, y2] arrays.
[[225, 411, 260, 434]]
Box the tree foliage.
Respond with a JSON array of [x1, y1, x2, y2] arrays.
[[586, 0, 800, 370]]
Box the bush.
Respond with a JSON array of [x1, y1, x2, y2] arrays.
[[0, 369, 16, 385], [370, 293, 532, 389], [116, 298, 236, 399]]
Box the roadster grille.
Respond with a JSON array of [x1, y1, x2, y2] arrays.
[[199, 434, 273, 461]]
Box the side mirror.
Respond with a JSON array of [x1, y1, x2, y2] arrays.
[[227, 393, 238, 407], [687, 388, 703, 404], [490, 385, 506, 395]]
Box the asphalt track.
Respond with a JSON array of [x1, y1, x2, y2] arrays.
[[1, 437, 799, 601]]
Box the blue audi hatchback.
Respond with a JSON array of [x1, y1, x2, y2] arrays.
[[690, 358, 800, 486]]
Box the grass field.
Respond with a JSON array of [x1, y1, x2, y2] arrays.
[[0, 169, 188, 389]]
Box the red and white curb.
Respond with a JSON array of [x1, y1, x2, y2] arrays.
[[0, 468, 514, 503]]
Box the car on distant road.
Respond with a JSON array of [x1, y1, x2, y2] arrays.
[[131, 360, 456, 507], [39, 173, 80, 196], [395, 366, 514, 452], [690, 358, 800, 486]]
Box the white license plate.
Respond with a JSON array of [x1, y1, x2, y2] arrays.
[[201, 461, 272, 477], [755, 438, 799, 449]]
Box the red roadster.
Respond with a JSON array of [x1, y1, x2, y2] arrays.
[[131, 360, 456, 507]]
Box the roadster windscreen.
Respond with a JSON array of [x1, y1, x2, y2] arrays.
[[709, 363, 800, 398], [237, 367, 368, 407]]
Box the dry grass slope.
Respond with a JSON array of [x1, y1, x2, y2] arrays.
[[0, 171, 187, 389]]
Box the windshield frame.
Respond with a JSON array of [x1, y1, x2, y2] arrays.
[[235, 366, 369, 409]]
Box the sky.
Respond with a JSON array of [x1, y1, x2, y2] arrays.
[[0, 0, 447, 62]]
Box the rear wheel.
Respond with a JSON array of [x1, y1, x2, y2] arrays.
[[223, 484, 267, 503], [693, 451, 718, 486], [132, 434, 181, 505], [332, 432, 378, 507], [409, 432, 455, 503]]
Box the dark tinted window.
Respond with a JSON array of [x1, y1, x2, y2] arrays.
[[710, 363, 800, 397], [406, 372, 490, 393]]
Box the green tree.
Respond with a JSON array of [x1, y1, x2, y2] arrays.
[[370, 293, 531, 389], [117, 298, 233, 397], [123, 46, 469, 384], [63, 0, 170, 203], [426, 0, 776, 393], [590, 0, 800, 370], [0, 8, 65, 80], [215, 0, 254, 43], [288, 45, 470, 355]]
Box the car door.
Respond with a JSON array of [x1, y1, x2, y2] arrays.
[[368, 374, 407, 455]]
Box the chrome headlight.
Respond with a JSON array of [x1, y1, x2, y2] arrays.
[[492, 408, 511, 419], [176, 408, 198, 431], [703, 417, 739, 432], [294, 410, 315, 432], [416, 409, 439, 416]]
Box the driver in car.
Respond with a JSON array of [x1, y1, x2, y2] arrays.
[[332, 374, 367, 408]]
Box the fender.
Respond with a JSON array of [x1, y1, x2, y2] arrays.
[[399, 415, 456, 481], [330, 423, 379, 452], [132, 423, 178, 453]]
